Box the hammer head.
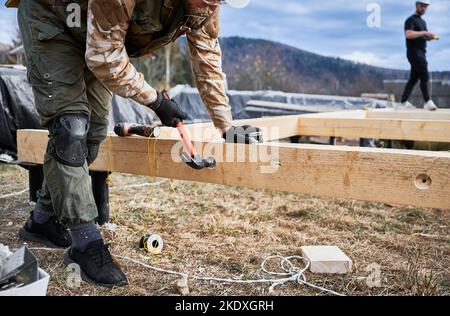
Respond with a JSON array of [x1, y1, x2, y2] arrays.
[[114, 123, 128, 137], [181, 152, 216, 170]]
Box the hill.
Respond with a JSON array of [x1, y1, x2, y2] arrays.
[[219, 37, 450, 96]]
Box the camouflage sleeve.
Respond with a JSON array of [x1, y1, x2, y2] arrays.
[[85, 0, 157, 106], [186, 8, 233, 130]]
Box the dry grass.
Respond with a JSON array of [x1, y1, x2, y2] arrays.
[[0, 164, 449, 296]]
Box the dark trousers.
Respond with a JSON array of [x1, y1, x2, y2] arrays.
[[401, 52, 430, 103]]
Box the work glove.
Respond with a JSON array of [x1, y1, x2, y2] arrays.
[[222, 125, 263, 144], [148, 91, 187, 127]]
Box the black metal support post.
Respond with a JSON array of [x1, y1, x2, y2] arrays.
[[359, 138, 377, 148], [27, 164, 44, 203], [91, 171, 110, 225], [329, 137, 337, 145]]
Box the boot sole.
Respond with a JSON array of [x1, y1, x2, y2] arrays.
[[18, 227, 67, 249], [63, 249, 128, 288]]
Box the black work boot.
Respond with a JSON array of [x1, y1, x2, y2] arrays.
[[18, 211, 72, 248], [63, 239, 128, 288]]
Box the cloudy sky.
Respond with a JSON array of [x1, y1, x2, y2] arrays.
[[1, 0, 449, 70]]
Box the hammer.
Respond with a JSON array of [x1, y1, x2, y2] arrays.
[[114, 120, 215, 170], [160, 91, 216, 170], [174, 118, 216, 170], [114, 123, 161, 138]]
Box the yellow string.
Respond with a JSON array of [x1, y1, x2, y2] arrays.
[[105, 134, 114, 186], [147, 130, 176, 193], [147, 129, 159, 182], [143, 129, 158, 222], [104, 129, 159, 187]]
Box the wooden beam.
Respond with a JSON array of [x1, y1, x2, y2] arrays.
[[163, 109, 450, 143], [365, 109, 450, 120], [300, 110, 366, 118], [17, 129, 450, 209], [297, 111, 450, 142], [246, 100, 326, 113], [361, 93, 395, 102], [159, 115, 303, 142]]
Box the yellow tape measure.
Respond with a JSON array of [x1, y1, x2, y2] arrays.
[[139, 233, 164, 254]]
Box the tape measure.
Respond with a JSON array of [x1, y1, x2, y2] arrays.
[[139, 233, 164, 254]]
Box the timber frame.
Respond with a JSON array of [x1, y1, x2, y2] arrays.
[[16, 109, 450, 211]]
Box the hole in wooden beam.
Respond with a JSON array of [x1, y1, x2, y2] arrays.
[[414, 174, 432, 190]]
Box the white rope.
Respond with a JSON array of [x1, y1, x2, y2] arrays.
[[116, 254, 345, 296], [111, 179, 169, 190], [28, 248, 344, 295], [29, 247, 64, 252], [27, 248, 344, 295], [0, 188, 28, 199]]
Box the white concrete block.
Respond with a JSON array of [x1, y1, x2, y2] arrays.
[[301, 246, 352, 274]]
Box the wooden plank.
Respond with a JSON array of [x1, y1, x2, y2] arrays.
[[366, 109, 450, 120], [163, 108, 450, 143], [300, 110, 367, 118], [247, 100, 326, 113], [160, 109, 450, 142], [162, 110, 370, 143], [300, 246, 352, 274], [161, 115, 303, 142], [298, 113, 450, 142], [17, 129, 450, 209], [361, 93, 395, 102]]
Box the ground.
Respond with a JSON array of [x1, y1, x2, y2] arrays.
[[0, 163, 449, 296]]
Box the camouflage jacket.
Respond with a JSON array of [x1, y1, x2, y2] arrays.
[[86, 0, 232, 129]]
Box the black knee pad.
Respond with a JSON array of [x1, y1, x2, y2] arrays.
[[47, 114, 89, 167]]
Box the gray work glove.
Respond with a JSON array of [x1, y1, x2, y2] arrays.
[[222, 125, 263, 144]]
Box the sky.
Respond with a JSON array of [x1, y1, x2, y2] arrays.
[[1, 0, 449, 71]]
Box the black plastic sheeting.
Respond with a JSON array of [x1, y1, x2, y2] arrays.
[[0, 67, 40, 159], [0, 67, 156, 160], [169, 85, 250, 123], [169, 85, 331, 122], [169, 85, 392, 121], [107, 95, 156, 132]]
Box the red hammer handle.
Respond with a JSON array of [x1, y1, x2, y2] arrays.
[[175, 120, 197, 157], [161, 91, 197, 157]]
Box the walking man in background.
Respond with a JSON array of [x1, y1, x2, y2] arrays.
[[401, 0, 439, 111]]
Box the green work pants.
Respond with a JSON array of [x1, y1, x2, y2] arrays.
[[18, 0, 112, 227]]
